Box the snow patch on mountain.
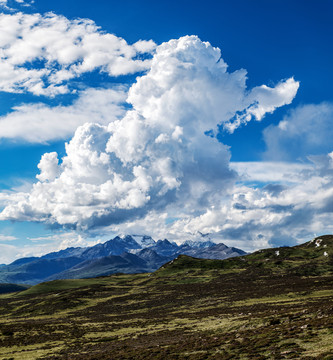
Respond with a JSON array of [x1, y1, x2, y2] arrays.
[[131, 235, 156, 247], [181, 231, 216, 248]]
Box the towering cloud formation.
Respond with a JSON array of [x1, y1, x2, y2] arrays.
[[0, 35, 299, 233]]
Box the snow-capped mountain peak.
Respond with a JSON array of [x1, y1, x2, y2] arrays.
[[131, 235, 156, 247], [181, 231, 216, 248], [182, 240, 216, 248]]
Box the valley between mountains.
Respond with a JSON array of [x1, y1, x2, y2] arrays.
[[0, 235, 332, 359]]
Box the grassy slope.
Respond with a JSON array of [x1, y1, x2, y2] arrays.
[[0, 236, 332, 359]]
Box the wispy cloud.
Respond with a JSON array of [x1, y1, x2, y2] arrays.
[[0, 87, 127, 142], [0, 0, 33, 11], [230, 161, 312, 184], [0, 231, 101, 263], [0, 234, 17, 241], [263, 102, 333, 161], [27, 232, 101, 249]]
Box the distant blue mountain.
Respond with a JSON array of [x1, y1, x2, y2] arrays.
[[81, 235, 141, 259], [1, 257, 84, 284], [0, 234, 246, 285], [9, 257, 39, 266], [42, 247, 86, 260], [149, 239, 179, 257]]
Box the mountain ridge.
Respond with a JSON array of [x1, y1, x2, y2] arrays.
[[159, 234, 333, 277], [0, 234, 246, 284]]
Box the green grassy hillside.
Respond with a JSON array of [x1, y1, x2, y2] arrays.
[[0, 236, 332, 359], [157, 234, 333, 276]]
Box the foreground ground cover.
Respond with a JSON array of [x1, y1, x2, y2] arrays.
[[0, 236, 332, 359]]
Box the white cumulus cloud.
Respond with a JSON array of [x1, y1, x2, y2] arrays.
[[0, 234, 17, 241], [0, 12, 155, 96], [223, 78, 299, 133], [0, 36, 299, 236]]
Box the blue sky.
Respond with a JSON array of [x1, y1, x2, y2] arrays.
[[0, 0, 332, 263]]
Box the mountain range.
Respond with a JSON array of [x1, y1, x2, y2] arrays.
[[0, 234, 246, 285]]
